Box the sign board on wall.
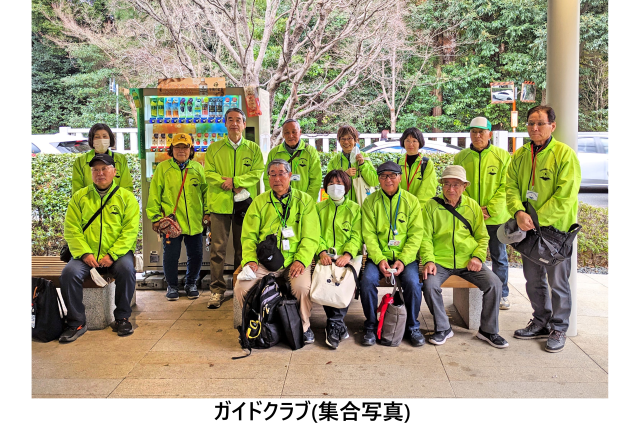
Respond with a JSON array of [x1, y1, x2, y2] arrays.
[[158, 78, 226, 96]]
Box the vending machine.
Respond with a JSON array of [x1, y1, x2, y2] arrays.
[[130, 80, 271, 276]]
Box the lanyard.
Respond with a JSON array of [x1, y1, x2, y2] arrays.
[[530, 145, 539, 189], [404, 154, 422, 190], [270, 191, 291, 228], [382, 191, 402, 235]]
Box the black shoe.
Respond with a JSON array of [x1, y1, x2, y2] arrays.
[[111, 318, 134, 336], [325, 324, 340, 349], [545, 330, 567, 353], [185, 285, 200, 300], [476, 329, 509, 348], [514, 319, 551, 340], [338, 324, 349, 341], [303, 328, 315, 344], [409, 329, 426, 347], [362, 329, 376, 346], [59, 324, 87, 343], [428, 327, 453, 345]]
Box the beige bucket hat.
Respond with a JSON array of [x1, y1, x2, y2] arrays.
[[438, 165, 469, 184]]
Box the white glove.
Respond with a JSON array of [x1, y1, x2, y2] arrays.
[[90, 268, 109, 287], [237, 264, 257, 280], [234, 188, 251, 202]]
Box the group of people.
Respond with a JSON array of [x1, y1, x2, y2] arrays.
[[57, 105, 580, 355]]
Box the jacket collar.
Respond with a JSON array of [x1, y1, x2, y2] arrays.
[[168, 158, 194, 170], [470, 143, 492, 154], [277, 140, 306, 154], [223, 135, 245, 149], [89, 182, 117, 196]]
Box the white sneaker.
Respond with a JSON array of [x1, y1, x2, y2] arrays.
[[207, 292, 224, 309], [500, 297, 511, 310]]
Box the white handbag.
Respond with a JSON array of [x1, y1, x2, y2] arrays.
[[310, 255, 362, 309], [352, 176, 371, 206]]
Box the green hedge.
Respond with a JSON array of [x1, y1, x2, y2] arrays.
[[32, 153, 608, 268]]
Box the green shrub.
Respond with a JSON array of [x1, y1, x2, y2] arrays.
[[32, 153, 608, 269]]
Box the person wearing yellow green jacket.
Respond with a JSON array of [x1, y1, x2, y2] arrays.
[[71, 123, 134, 195], [421, 165, 508, 349], [395, 127, 438, 207], [146, 133, 207, 302], [204, 108, 264, 309], [507, 106, 581, 353], [315, 169, 362, 349], [237, 159, 321, 344], [59, 154, 140, 343], [454, 117, 513, 310], [325, 125, 379, 204], [263, 119, 322, 201], [360, 161, 425, 347]]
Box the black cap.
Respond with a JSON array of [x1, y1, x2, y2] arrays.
[[376, 161, 402, 175], [89, 153, 115, 167]]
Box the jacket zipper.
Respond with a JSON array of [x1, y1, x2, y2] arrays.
[[182, 168, 190, 234], [478, 150, 482, 203], [232, 147, 237, 215], [452, 213, 456, 269], [332, 204, 338, 247], [97, 192, 104, 258]]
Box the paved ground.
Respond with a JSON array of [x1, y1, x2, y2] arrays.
[[578, 188, 608, 208], [32, 268, 608, 398]]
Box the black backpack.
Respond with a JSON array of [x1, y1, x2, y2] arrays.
[[32, 278, 66, 342], [234, 274, 284, 358], [396, 156, 430, 179]]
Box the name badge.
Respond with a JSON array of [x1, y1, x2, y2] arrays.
[[291, 174, 301, 181], [282, 227, 295, 238], [282, 239, 290, 251], [526, 190, 538, 201], [388, 239, 401, 247]]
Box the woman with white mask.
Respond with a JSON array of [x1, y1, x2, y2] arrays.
[[71, 123, 134, 195], [315, 169, 362, 349]]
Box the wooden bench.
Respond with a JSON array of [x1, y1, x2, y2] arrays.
[[230, 260, 482, 330], [32, 256, 136, 330]]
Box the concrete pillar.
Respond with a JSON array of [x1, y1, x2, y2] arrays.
[[546, 0, 580, 336]]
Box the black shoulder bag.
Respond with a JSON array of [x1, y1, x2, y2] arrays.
[[60, 186, 120, 262], [431, 197, 474, 237]]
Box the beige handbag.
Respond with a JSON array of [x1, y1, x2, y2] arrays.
[[310, 255, 362, 309], [352, 176, 371, 206]]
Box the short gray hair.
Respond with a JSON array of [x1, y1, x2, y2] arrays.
[[267, 158, 291, 174], [224, 107, 246, 123]]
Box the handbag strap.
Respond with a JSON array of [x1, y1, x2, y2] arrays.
[[388, 273, 405, 304], [524, 203, 564, 262], [432, 197, 474, 237], [288, 149, 303, 164], [82, 186, 120, 232], [171, 168, 189, 217]]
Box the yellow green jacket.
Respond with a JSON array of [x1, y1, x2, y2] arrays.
[[420, 195, 489, 269], [454, 144, 512, 225], [361, 188, 423, 266], [241, 188, 320, 268], [506, 137, 581, 232], [72, 149, 134, 195], [315, 198, 362, 257], [146, 159, 207, 236], [263, 141, 322, 201], [396, 154, 438, 207], [326, 152, 379, 203], [204, 135, 264, 215], [64, 183, 140, 261]]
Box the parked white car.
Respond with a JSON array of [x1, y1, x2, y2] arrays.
[[32, 133, 89, 155], [361, 140, 462, 155], [578, 133, 608, 189]]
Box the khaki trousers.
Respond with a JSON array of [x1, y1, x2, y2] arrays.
[[209, 213, 243, 295], [234, 264, 312, 331]]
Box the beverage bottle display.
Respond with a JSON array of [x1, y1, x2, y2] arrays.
[[150, 97, 158, 117], [194, 97, 202, 120], [173, 98, 180, 118], [217, 98, 223, 117], [230, 96, 239, 109], [187, 98, 194, 120], [131, 90, 141, 108], [179, 97, 186, 118], [158, 97, 165, 118], [208, 98, 216, 121], [202, 97, 209, 117]]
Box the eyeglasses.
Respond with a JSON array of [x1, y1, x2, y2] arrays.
[[91, 166, 113, 174], [526, 122, 551, 127], [379, 173, 399, 180], [268, 173, 289, 178], [339, 137, 354, 143], [442, 182, 465, 189]]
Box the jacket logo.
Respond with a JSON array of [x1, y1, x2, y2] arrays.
[[295, 212, 301, 224], [110, 206, 120, 215], [298, 158, 308, 168], [487, 165, 498, 176], [397, 212, 407, 224], [190, 177, 199, 187], [539, 168, 552, 181], [342, 221, 351, 232], [242, 156, 252, 167]]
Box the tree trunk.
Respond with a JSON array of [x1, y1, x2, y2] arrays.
[[432, 62, 443, 132], [390, 108, 396, 133]]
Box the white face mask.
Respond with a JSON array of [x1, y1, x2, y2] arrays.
[[93, 139, 111, 154], [327, 184, 345, 201]]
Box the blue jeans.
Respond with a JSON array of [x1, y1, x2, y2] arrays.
[[162, 233, 203, 289], [60, 251, 135, 327], [360, 259, 422, 332], [486, 224, 509, 297]]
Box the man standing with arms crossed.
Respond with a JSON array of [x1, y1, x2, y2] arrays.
[[204, 108, 264, 308], [454, 117, 512, 309], [506, 106, 581, 352]]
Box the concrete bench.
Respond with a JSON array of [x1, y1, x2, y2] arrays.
[[32, 256, 136, 330], [230, 260, 481, 330]]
